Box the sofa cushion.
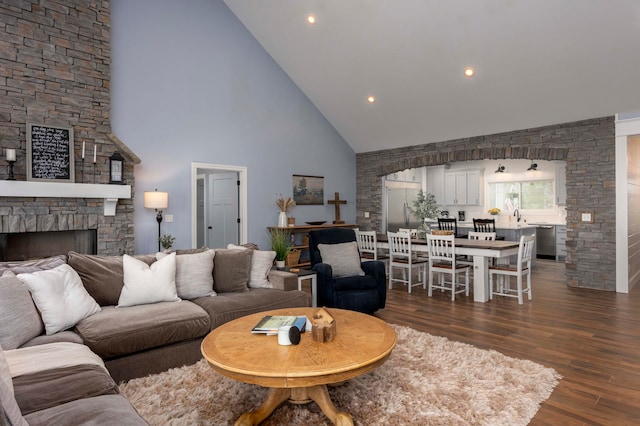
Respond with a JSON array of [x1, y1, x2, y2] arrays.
[[68, 252, 156, 306], [0, 275, 44, 349], [0, 376, 28, 425], [0, 254, 67, 276], [118, 253, 180, 307], [4, 342, 107, 378], [192, 288, 309, 330], [157, 249, 216, 299], [13, 364, 119, 415], [0, 344, 29, 426], [0, 344, 12, 394], [227, 244, 275, 288], [213, 248, 252, 293], [23, 394, 148, 426], [21, 331, 84, 348], [317, 241, 365, 278], [75, 301, 210, 359], [17, 265, 101, 335]]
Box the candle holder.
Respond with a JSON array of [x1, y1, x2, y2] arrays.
[[6, 160, 15, 180]]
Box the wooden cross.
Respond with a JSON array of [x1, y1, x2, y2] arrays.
[[327, 192, 346, 224]]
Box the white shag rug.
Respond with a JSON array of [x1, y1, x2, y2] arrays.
[[120, 325, 560, 425]]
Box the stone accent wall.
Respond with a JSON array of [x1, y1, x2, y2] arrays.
[[0, 1, 134, 255], [357, 117, 616, 291]]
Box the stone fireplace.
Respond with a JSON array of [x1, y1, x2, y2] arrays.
[[0, 2, 137, 256]]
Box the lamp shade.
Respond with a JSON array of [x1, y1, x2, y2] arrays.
[[144, 191, 168, 209]]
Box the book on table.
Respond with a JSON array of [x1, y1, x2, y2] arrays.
[[251, 315, 307, 334]]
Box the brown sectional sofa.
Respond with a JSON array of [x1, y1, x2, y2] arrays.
[[0, 247, 309, 425]]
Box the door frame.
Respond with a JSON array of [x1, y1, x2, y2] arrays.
[[191, 162, 247, 248]]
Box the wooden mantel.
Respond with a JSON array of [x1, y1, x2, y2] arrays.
[[0, 181, 131, 216]]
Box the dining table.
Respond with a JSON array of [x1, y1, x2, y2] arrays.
[[376, 234, 521, 302]]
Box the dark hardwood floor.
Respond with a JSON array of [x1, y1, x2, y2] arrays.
[[370, 259, 640, 426]]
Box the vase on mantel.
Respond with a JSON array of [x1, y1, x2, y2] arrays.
[[278, 211, 288, 227]]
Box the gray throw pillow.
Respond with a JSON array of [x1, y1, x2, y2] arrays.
[[213, 249, 252, 293], [317, 241, 365, 278], [0, 255, 67, 276], [0, 275, 44, 349]]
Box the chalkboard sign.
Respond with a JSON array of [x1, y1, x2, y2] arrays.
[[26, 123, 75, 182]]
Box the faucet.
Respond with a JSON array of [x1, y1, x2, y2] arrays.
[[514, 209, 521, 222]]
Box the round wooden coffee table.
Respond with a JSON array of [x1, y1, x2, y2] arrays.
[[201, 307, 396, 426]]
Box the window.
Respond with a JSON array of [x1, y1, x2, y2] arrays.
[[489, 180, 554, 211]]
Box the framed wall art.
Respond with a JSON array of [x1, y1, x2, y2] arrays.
[[26, 123, 75, 182], [293, 174, 324, 205]]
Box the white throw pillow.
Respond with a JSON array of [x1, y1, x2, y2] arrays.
[[17, 264, 101, 335], [118, 253, 180, 307], [156, 249, 216, 298], [317, 241, 365, 278], [227, 244, 275, 288]]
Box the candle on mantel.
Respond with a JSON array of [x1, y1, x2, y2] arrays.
[[93, 144, 96, 163], [82, 141, 85, 159], [6, 149, 16, 162]]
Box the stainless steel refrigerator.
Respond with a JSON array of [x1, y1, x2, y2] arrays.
[[385, 183, 421, 232]]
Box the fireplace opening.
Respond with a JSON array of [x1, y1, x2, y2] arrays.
[[0, 230, 98, 261]]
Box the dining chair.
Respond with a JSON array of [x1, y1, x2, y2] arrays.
[[387, 231, 427, 293], [398, 228, 418, 238], [437, 218, 458, 237], [356, 230, 389, 273], [426, 233, 470, 301], [458, 231, 497, 266], [473, 218, 496, 233], [488, 234, 535, 304], [467, 231, 496, 241]]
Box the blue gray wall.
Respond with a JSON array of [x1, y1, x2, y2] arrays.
[[110, 0, 356, 253]]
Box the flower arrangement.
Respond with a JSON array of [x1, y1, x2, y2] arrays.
[[276, 194, 296, 212], [488, 207, 501, 215]]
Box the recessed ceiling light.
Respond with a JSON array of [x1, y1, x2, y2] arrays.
[[367, 96, 376, 103], [464, 67, 475, 77], [307, 15, 316, 25]]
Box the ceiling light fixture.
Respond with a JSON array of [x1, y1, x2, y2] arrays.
[[307, 15, 316, 24], [464, 67, 475, 77], [527, 160, 538, 171], [367, 96, 375, 103], [495, 164, 505, 173]]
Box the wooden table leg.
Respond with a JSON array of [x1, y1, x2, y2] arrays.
[[235, 388, 291, 426], [306, 384, 354, 426]]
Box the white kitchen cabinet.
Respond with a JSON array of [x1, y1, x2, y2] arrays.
[[386, 168, 423, 183], [444, 170, 481, 205], [426, 166, 445, 204], [555, 162, 567, 206]]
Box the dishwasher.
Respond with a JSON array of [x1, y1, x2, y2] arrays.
[[536, 225, 556, 259]]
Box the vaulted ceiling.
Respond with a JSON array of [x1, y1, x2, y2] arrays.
[[224, 0, 640, 153]]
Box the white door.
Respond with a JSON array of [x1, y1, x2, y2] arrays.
[[207, 172, 239, 248]]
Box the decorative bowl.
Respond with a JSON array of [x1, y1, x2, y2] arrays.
[[305, 221, 326, 225]]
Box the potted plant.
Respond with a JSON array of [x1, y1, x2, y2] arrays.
[[159, 234, 175, 252], [270, 227, 291, 268], [409, 190, 440, 237]]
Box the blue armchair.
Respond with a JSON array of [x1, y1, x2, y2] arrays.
[[308, 228, 386, 314]]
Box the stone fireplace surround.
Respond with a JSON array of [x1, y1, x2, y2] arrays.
[[0, 2, 137, 257]]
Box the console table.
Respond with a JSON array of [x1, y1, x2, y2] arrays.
[[267, 223, 357, 268]]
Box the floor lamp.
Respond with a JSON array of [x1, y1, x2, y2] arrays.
[[144, 190, 169, 252]]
